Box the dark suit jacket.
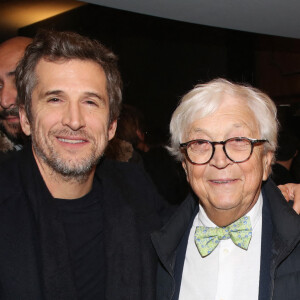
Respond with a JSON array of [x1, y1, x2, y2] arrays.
[[271, 163, 298, 185], [152, 179, 300, 300], [0, 145, 164, 300]]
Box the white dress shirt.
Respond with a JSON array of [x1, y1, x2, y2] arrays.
[[179, 194, 263, 300]]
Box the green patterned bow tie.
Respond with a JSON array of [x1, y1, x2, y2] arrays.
[[194, 216, 252, 257]]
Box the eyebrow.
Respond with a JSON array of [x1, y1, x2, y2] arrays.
[[84, 91, 106, 102], [7, 71, 16, 77], [44, 90, 106, 102], [44, 90, 64, 97]]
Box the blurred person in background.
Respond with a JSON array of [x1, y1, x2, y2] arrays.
[[0, 36, 32, 160], [271, 130, 299, 185], [108, 103, 189, 204]]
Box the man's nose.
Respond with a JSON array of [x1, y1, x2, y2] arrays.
[[62, 102, 86, 131], [0, 85, 17, 109], [209, 144, 231, 168]]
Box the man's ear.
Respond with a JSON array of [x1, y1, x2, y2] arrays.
[[19, 106, 31, 136], [108, 119, 117, 141], [262, 151, 274, 181], [136, 129, 145, 142], [182, 160, 189, 182]]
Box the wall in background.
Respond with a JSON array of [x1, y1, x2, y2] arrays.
[[19, 4, 300, 141]]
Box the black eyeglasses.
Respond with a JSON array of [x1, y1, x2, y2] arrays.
[[180, 137, 269, 165]]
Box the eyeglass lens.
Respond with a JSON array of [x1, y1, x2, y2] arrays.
[[187, 138, 252, 164]]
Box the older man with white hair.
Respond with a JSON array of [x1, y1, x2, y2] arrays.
[[152, 78, 300, 300]]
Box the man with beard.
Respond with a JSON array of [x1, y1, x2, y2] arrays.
[[0, 36, 32, 160], [0, 30, 163, 299]]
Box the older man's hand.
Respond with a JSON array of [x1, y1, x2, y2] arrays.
[[278, 183, 300, 214]]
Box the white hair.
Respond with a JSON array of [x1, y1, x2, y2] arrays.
[[168, 78, 279, 161]]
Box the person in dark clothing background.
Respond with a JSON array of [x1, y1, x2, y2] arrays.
[[0, 36, 32, 162], [271, 130, 299, 185], [105, 104, 146, 165], [106, 103, 189, 205], [0, 30, 164, 300]]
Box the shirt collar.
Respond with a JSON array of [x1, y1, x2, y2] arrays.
[[197, 192, 263, 229]]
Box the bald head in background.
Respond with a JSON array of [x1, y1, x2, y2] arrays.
[[0, 36, 32, 146]]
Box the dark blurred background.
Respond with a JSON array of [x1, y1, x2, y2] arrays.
[[1, 0, 300, 142]]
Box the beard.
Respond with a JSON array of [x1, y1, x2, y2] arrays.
[[0, 107, 24, 144], [31, 128, 105, 182]]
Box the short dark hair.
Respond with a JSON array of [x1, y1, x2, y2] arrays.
[[15, 29, 122, 123]]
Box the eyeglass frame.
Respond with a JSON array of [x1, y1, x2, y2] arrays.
[[179, 137, 269, 165]]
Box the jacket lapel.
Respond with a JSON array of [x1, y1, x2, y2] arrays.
[[258, 185, 273, 300], [152, 194, 197, 274], [152, 193, 198, 300], [172, 207, 198, 300]]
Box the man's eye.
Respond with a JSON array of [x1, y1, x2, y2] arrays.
[[48, 98, 60, 102], [85, 100, 98, 106]]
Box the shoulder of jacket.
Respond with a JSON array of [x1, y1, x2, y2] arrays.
[[97, 158, 148, 181], [0, 153, 23, 204]]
